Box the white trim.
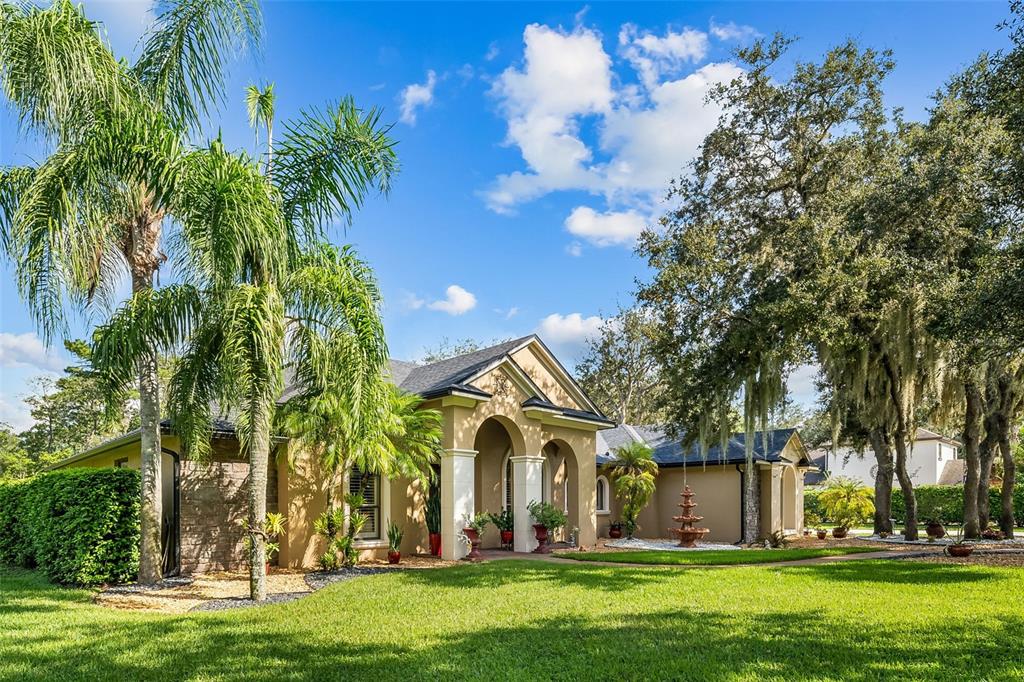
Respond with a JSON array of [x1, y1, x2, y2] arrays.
[[621, 424, 645, 445], [352, 539, 388, 550], [444, 448, 479, 458]]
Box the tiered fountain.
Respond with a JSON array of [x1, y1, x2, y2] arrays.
[[670, 485, 710, 548]]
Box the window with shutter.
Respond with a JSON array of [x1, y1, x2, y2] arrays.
[[349, 467, 381, 540]]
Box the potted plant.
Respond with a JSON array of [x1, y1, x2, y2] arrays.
[[818, 477, 873, 540], [239, 512, 287, 573], [490, 509, 514, 547], [387, 521, 403, 564], [608, 521, 624, 539], [945, 526, 974, 558], [919, 500, 946, 539], [461, 512, 490, 561], [806, 512, 828, 540], [425, 485, 442, 557], [527, 500, 567, 554]]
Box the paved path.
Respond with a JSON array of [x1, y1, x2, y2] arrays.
[[478, 549, 938, 569]]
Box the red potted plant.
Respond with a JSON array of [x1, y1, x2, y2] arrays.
[[461, 512, 490, 561], [490, 509, 515, 548], [608, 521, 623, 539], [528, 500, 567, 554], [945, 527, 974, 558], [387, 522, 403, 565]]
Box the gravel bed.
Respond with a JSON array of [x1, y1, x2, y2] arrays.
[[191, 590, 311, 612], [304, 566, 391, 591], [103, 577, 194, 594], [605, 537, 741, 552], [860, 534, 1024, 547]]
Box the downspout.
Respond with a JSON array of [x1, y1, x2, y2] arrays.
[[736, 464, 745, 543]]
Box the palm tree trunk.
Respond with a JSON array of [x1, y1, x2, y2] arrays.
[[869, 429, 894, 535], [247, 398, 271, 602], [963, 380, 983, 539], [134, 270, 162, 585]]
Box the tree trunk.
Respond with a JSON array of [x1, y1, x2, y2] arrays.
[[869, 429, 894, 535], [742, 460, 760, 543], [977, 430, 997, 530], [962, 380, 983, 539], [134, 272, 162, 585], [247, 398, 272, 602], [999, 428, 1016, 538], [893, 436, 918, 540]]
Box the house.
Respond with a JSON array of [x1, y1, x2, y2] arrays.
[[807, 428, 962, 488], [596, 426, 811, 543], [54, 336, 808, 575]]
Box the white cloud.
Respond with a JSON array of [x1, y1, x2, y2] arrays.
[[565, 241, 583, 257], [484, 21, 743, 229], [484, 23, 613, 213], [786, 363, 821, 408], [369, 82, 386, 91], [619, 23, 708, 90], [565, 206, 646, 246], [400, 291, 426, 311], [0, 333, 65, 372], [485, 41, 500, 61], [399, 70, 438, 125], [0, 395, 33, 432], [428, 285, 477, 315], [537, 313, 603, 345], [710, 20, 760, 42]]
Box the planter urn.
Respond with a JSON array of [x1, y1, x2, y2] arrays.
[[608, 526, 623, 539], [500, 530, 514, 547], [816, 529, 828, 540], [387, 550, 401, 565], [832, 527, 848, 539], [463, 528, 482, 560], [926, 521, 946, 539], [946, 543, 974, 558], [532, 524, 551, 553], [429, 532, 442, 557]]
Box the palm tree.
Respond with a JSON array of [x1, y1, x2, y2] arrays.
[[93, 81, 397, 600], [604, 441, 658, 538], [0, 0, 261, 584]]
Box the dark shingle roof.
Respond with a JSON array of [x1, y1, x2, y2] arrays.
[[521, 396, 614, 426], [596, 426, 804, 468], [393, 336, 533, 398]]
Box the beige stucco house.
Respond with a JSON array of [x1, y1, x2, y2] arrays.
[[54, 336, 808, 575]]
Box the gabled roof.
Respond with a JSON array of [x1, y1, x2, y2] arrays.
[[392, 336, 533, 399], [596, 426, 809, 468]]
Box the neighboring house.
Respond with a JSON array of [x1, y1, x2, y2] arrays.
[[807, 428, 962, 488], [596, 426, 811, 543], [54, 336, 615, 574]]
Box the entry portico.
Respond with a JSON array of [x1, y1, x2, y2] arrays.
[[408, 336, 613, 560]]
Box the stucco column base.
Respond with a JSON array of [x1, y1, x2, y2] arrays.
[[441, 448, 477, 561], [512, 455, 545, 553]]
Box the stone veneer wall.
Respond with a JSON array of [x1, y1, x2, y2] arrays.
[[179, 440, 278, 574]]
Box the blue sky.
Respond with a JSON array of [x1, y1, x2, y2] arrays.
[[0, 1, 1012, 429]]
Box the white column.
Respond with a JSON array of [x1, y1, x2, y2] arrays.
[[512, 455, 545, 553], [441, 448, 477, 560]]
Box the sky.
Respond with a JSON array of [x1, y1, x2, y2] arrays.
[[0, 0, 1013, 430]]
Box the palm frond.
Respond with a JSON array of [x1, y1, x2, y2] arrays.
[[134, 0, 262, 133], [274, 98, 397, 246]]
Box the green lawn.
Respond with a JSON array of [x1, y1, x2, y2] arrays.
[[3, 561, 1024, 681], [552, 546, 883, 566]]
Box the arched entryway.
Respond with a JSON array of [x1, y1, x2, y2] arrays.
[[782, 465, 798, 532], [473, 417, 519, 548], [542, 439, 579, 543]]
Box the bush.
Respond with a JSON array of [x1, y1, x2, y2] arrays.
[[804, 489, 828, 523], [0, 468, 140, 585], [890, 484, 1023, 525]]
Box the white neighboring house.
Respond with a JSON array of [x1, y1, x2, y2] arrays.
[[808, 428, 963, 487]]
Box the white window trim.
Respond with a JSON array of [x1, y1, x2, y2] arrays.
[[596, 475, 610, 515], [351, 472, 391, 549]]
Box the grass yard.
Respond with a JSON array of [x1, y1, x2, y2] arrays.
[[552, 546, 883, 566], [3, 560, 1024, 681]]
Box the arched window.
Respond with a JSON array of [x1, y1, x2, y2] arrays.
[[596, 475, 610, 514], [502, 449, 513, 511]]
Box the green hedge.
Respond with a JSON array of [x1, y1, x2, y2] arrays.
[[806, 484, 1024, 526], [891, 484, 1024, 525], [0, 468, 140, 585]]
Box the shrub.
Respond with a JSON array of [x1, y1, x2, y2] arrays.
[[892, 485, 1024, 525], [0, 468, 139, 585], [818, 477, 874, 530], [804, 488, 828, 522]]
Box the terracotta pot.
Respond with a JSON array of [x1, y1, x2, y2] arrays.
[[609, 526, 623, 539], [817, 529, 828, 540], [947, 544, 974, 558], [387, 550, 401, 565], [500, 530, 514, 546], [926, 521, 946, 539], [532, 524, 550, 553], [832, 527, 848, 539], [463, 528, 482, 560], [429, 532, 442, 557]]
